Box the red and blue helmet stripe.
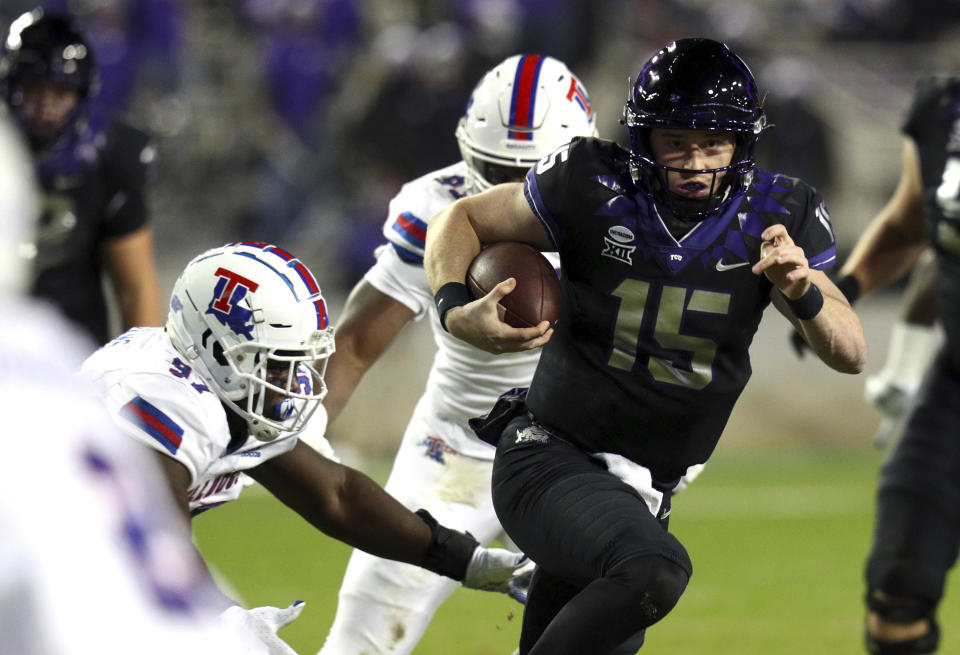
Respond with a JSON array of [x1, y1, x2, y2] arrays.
[[224, 242, 329, 329], [508, 55, 545, 141], [312, 298, 329, 330]]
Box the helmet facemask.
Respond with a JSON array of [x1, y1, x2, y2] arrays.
[[625, 110, 764, 221], [623, 38, 767, 223], [222, 335, 334, 442], [456, 141, 531, 192]]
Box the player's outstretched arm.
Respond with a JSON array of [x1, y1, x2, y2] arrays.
[[839, 138, 928, 296], [250, 440, 434, 560], [788, 138, 928, 360], [247, 440, 530, 595], [754, 224, 867, 374], [322, 279, 415, 424], [425, 182, 554, 354]]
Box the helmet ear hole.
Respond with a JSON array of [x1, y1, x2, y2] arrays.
[[211, 340, 227, 367], [198, 328, 228, 367]]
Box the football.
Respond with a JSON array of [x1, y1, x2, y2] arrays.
[[466, 242, 561, 328]]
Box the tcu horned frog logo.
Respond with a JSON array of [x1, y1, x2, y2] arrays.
[[205, 267, 259, 340]]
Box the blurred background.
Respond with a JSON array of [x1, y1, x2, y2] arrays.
[[6, 2, 960, 652], [3, 0, 959, 454]]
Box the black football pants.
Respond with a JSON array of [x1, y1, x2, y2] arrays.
[[492, 414, 692, 655], [866, 351, 960, 606]]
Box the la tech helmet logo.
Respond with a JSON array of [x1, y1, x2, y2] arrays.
[[206, 267, 259, 340], [566, 76, 592, 119]]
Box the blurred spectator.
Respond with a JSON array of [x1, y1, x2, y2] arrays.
[[309, 18, 485, 288], [74, 0, 184, 131], [754, 55, 836, 200], [238, 0, 362, 244], [344, 21, 475, 181], [1, 8, 164, 345], [819, 0, 960, 41]]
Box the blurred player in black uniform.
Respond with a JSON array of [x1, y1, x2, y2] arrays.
[[829, 76, 960, 655], [424, 38, 867, 655], [1, 8, 162, 345]]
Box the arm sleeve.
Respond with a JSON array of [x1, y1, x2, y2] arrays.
[[99, 122, 155, 239], [900, 76, 944, 141]]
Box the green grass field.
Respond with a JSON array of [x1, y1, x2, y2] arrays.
[[193, 447, 960, 654]]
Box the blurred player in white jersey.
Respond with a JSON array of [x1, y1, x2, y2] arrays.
[[0, 108, 250, 654], [80, 239, 533, 653], [318, 54, 601, 655]]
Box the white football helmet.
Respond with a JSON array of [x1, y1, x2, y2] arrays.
[[166, 242, 335, 441], [0, 105, 39, 294], [456, 53, 598, 193]]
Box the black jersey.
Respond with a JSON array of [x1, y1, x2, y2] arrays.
[[523, 137, 838, 480], [902, 77, 960, 371], [30, 120, 153, 345]]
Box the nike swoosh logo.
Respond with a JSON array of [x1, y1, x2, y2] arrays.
[[715, 260, 751, 271]]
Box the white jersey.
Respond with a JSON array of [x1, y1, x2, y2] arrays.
[[81, 327, 331, 514], [0, 299, 243, 654], [373, 161, 558, 459]]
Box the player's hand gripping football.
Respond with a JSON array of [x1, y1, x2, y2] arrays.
[[462, 546, 536, 604], [751, 224, 811, 298], [446, 278, 552, 354]]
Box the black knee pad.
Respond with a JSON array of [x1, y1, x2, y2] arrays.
[[865, 619, 939, 655], [866, 589, 935, 624], [613, 555, 689, 628], [865, 589, 940, 655]]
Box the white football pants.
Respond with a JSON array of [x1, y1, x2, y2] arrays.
[[318, 403, 509, 655]]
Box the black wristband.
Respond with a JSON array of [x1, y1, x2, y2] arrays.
[[416, 509, 478, 581], [780, 283, 824, 320], [434, 282, 472, 332], [834, 274, 861, 305]]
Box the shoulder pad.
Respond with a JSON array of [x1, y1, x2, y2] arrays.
[[101, 121, 155, 186]]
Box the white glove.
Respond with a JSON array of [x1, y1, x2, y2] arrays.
[[462, 547, 536, 604], [674, 463, 706, 494], [219, 601, 305, 655], [865, 321, 939, 447]]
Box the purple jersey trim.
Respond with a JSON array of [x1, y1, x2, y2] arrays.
[[523, 172, 560, 249]]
